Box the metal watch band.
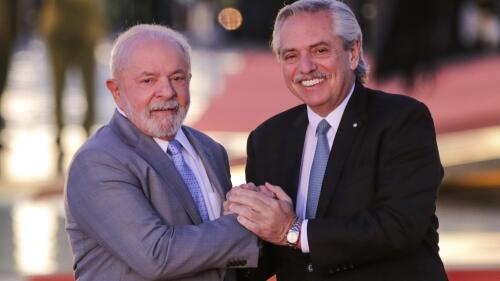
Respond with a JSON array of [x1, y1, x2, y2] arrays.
[[286, 218, 302, 247]]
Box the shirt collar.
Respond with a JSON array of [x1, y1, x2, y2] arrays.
[[154, 129, 197, 159], [306, 83, 355, 133], [116, 107, 127, 117]]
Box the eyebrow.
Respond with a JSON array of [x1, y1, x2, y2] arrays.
[[170, 69, 188, 75], [280, 41, 331, 55], [136, 69, 187, 77], [310, 41, 330, 48], [136, 71, 157, 77]]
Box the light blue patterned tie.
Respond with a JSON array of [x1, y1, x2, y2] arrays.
[[306, 119, 331, 219], [167, 139, 210, 222]]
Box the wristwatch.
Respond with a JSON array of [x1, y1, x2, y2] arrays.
[[286, 218, 302, 248]]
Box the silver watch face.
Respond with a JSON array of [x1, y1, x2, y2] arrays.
[[287, 231, 299, 244]]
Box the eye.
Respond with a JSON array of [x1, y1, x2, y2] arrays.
[[141, 78, 154, 85], [281, 52, 298, 64], [170, 74, 188, 85], [172, 75, 186, 81], [313, 47, 330, 56]]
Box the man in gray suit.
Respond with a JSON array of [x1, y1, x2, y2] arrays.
[[65, 24, 259, 281]]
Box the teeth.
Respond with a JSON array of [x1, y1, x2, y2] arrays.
[[301, 78, 324, 87]]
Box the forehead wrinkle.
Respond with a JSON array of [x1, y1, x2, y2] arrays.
[[113, 35, 189, 79], [122, 41, 188, 77]]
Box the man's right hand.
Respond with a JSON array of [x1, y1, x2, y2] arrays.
[[226, 183, 296, 246]]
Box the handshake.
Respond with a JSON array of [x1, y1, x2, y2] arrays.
[[224, 182, 299, 247]]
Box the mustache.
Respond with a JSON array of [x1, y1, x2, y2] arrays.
[[293, 71, 329, 83], [148, 100, 180, 112]]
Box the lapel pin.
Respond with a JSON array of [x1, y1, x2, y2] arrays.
[[353, 123, 358, 128]]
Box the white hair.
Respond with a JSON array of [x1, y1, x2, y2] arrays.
[[109, 24, 191, 78], [271, 0, 369, 84]]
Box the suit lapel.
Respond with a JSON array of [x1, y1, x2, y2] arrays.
[[283, 107, 308, 204], [183, 127, 226, 209], [110, 112, 203, 224], [316, 84, 368, 217], [135, 135, 203, 224]]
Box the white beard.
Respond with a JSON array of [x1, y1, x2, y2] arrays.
[[123, 98, 189, 138]]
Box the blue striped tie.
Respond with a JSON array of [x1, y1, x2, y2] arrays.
[[167, 139, 210, 222], [306, 119, 331, 219]]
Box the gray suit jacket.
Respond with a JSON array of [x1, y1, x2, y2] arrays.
[[65, 111, 259, 281]]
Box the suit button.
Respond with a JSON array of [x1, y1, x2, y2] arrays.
[[307, 263, 313, 272]]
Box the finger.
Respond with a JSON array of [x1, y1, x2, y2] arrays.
[[223, 200, 231, 212], [240, 182, 258, 191], [265, 182, 292, 203], [229, 202, 265, 222], [227, 186, 251, 200], [258, 185, 277, 198], [226, 186, 240, 200], [262, 190, 277, 198], [228, 188, 273, 210], [236, 215, 261, 234]]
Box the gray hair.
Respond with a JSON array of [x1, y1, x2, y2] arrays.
[[271, 0, 369, 84], [110, 24, 191, 78]]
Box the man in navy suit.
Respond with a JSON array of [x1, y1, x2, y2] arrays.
[[226, 1, 448, 280]]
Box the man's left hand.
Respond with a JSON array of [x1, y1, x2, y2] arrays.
[[226, 183, 296, 246]]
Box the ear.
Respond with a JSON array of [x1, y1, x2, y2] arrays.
[[348, 39, 361, 71], [106, 79, 124, 109]]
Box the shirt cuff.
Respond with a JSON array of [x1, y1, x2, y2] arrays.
[[300, 219, 310, 253]]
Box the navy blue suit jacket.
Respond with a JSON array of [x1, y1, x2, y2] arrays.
[[244, 84, 448, 281]]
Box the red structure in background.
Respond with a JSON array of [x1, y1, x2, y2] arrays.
[[194, 52, 500, 136], [447, 270, 500, 281]]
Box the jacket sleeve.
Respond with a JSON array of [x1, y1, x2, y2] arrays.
[[66, 149, 259, 280]]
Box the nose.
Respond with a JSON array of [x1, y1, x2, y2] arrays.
[[155, 78, 176, 99], [298, 54, 317, 74]]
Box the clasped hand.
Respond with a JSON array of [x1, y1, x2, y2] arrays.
[[224, 182, 296, 246]]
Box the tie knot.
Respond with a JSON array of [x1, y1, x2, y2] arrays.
[[167, 139, 183, 155], [316, 119, 330, 135]]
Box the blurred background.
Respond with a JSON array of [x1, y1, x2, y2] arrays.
[[0, 0, 499, 280]]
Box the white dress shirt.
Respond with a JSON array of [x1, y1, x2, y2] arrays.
[[297, 83, 355, 253]]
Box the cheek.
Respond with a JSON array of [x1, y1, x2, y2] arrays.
[[124, 91, 150, 111], [282, 65, 296, 84], [336, 55, 352, 72], [177, 89, 190, 107]]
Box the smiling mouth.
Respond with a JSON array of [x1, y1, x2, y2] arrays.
[[300, 78, 325, 87], [150, 106, 178, 115]]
